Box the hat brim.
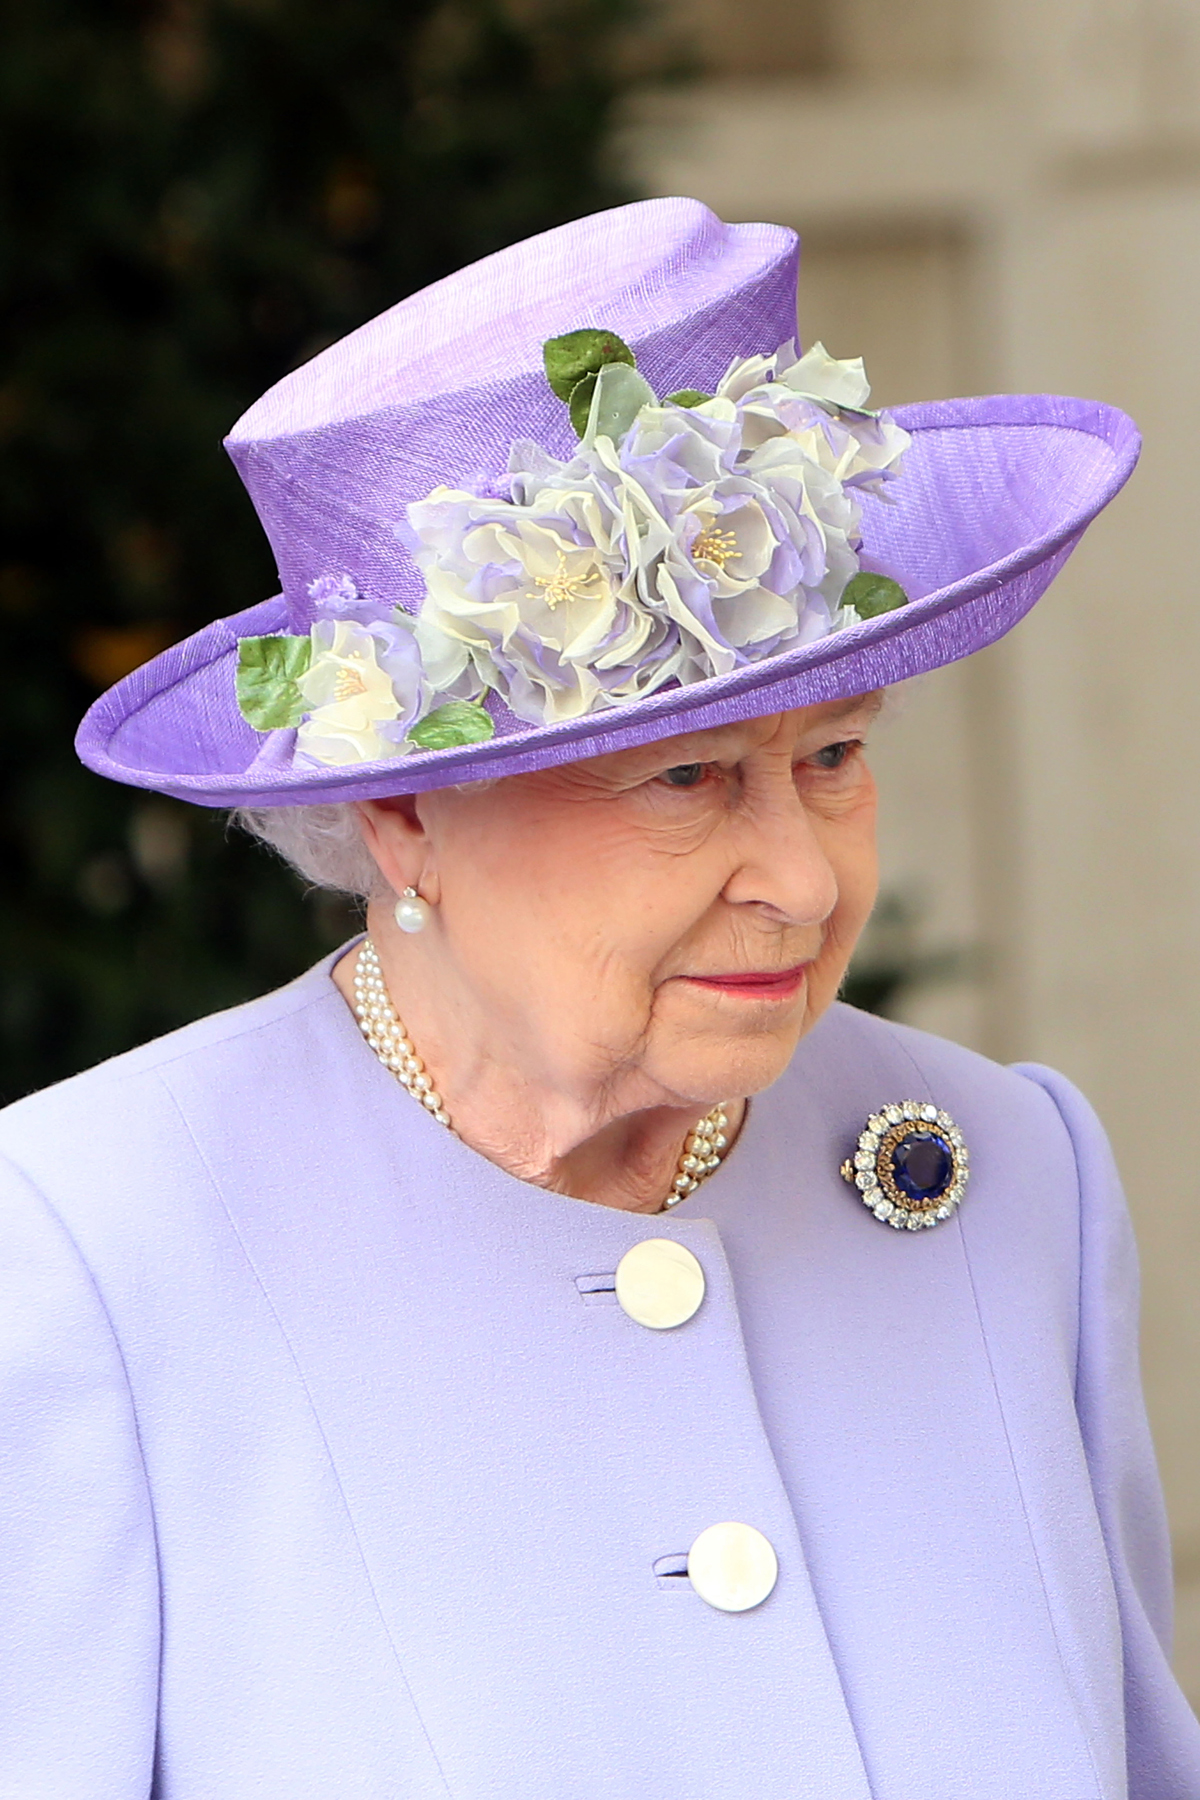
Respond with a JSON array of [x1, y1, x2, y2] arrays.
[[76, 393, 1138, 808]]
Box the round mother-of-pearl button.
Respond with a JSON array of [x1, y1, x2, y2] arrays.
[[687, 1521, 778, 1613], [615, 1238, 705, 1330]]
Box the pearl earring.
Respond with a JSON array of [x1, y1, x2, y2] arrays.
[[394, 886, 432, 934]]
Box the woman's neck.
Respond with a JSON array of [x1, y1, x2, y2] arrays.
[[332, 936, 744, 1214]]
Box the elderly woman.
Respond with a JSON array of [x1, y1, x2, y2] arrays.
[[2, 198, 1197, 1799]]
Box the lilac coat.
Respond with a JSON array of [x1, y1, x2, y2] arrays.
[[1, 953, 1197, 1798]]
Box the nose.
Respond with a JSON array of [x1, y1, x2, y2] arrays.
[[719, 772, 839, 929]]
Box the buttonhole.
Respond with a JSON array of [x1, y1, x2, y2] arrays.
[[575, 1272, 617, 1306], [652, 1552, 691, 1589]]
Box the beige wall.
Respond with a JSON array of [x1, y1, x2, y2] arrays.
[[670, 0, 977, 79], [625, 0, 1200, 1705]]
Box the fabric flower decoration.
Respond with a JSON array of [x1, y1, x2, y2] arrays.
[[235, 332, 911, 762], [404, 339, 910, 725], [409, 471, 685, 724], [715, 340, 910, 499], [295, 617, 427, 766]]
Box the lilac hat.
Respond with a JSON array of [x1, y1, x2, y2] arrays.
[[76, 196, 1139, 807]]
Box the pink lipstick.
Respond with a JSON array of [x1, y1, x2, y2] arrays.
[[684, 964, 810, 1001]]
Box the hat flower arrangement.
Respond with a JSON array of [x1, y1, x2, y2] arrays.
[[235, 329, 912, 769]]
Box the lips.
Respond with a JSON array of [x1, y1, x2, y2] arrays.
[[684, 964, 810, 1000]]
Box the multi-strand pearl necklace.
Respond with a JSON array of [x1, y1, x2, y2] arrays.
[[354, 938, 451, 1126], [352, 937, 731, 1210]]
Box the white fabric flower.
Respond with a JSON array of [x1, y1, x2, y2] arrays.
[[716, 340, 910, 496], [409, 480, 685, 724], [295, 619, 420, 766]]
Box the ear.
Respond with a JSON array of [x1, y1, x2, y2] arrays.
[[354, 795, 439, 902]]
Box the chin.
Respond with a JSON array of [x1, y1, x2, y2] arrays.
[[654, 1031, 800, 1108]]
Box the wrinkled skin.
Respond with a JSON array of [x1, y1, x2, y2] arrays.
[[335, 695, 882, 1213]]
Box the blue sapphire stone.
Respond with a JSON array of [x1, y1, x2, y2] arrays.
[[891, 1130, 954, 1201]]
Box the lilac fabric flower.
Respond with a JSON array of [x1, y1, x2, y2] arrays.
[[717, 341, 910, 503], [307, 574, 362, 610], [305, 573, 394, 629], [404, 343, 909, 724]]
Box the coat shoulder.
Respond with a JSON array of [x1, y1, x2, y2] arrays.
[[0, 953, 351, 1231], [813, 1001, 1079, 1135], [1, 952, 342, 1118]]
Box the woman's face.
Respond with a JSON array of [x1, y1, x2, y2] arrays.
[[364, 696, 881, 1114]]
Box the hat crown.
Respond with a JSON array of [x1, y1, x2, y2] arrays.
[[224, 198, 799, 630]]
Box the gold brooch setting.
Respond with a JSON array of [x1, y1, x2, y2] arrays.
[[840, 1101, 969, 1231]]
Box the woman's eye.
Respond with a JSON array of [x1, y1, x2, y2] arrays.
[[809, 740, 857, 771], [661, 762, 706, 788]]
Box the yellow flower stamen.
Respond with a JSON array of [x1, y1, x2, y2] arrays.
[[332, 664, 369, 701], [533, 552, 594, 610], [691, 523, 739, 568]]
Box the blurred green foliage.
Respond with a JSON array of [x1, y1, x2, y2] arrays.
[[0, 0, 651, 1102]]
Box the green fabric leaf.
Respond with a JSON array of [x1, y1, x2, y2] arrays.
[[840, 572, 909, 619], [407, 699, 496, 751], [581, 361, 657, 445], [543, 327, 636, 402], [568, 371, 599, 438], [664, 389, 712, 408], [236, 634, 313, 731]]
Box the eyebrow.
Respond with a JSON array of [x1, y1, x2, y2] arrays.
[[631, 695, 885, 772], [821, 691, 885, 723]]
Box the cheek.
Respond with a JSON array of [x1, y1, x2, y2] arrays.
[[832, 830, 879, 936], [433, 800, 716, 1011], [437, 808, 579, 969], [813, 805, 880, 979]]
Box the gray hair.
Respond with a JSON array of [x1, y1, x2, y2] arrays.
[[234, 804, 381, 898], [235, 776, 495, 897]]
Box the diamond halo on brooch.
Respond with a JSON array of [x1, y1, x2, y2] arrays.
[[840, 1102, 969, 1231]]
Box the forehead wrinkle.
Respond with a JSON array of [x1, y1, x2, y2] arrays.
[[812, 691, 885, 726], [555, 723, 769, 792], [649, 715, 781, 767], [618, 693, 884, 773]]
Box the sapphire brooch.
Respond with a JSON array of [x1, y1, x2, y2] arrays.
[[840, 1102, 968, 1230]]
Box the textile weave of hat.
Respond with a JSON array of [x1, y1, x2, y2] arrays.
[[75, 196, 1140, 807]]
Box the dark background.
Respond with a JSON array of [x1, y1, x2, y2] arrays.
[[0, 0, 661, 1101], [0, 0, 906, 1105]]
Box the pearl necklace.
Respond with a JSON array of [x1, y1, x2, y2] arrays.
[[352, 937, 731, 1209]]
